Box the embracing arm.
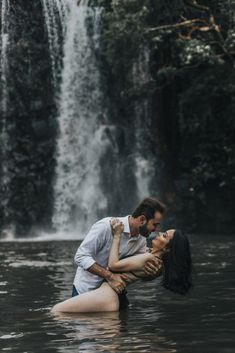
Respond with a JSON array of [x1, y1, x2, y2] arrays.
[[74, 221, 129, 293], [108, 220, 155, 272], [108, 219, 162, 277], [108, 245, 154, 272]]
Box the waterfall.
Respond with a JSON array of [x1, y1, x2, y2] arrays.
[[52, 2, 109, 235], [132, 46, 157, 200], [41, 0, 67, 88], [1, 0, 10, 114], [0, 0, 11, 226], [0, 1, 158, 240]]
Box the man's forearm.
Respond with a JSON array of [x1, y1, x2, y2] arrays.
[[88, 262, 113, 280], [88, 262, 129, 294]]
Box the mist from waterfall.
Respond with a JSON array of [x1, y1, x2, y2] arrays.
[[52, 2, 110, 236]]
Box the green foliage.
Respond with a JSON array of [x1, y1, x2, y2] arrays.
[[151, 12, 235, 192], [178, 64, 235, 187], [101, 0, 235, 230], [102, 1, 150, 77]]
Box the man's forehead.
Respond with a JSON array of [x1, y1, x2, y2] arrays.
[[152, 220, 161, 225], [152, 211, 162, 222]]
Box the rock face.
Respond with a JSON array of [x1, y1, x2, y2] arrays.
[[0, 0, 56, 236], [0, 0, 234, 237]]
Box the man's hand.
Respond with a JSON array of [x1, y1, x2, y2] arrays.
[[107, 273, 130, 294], [143, 257, 162, 276], [88, 263, 131, 294]]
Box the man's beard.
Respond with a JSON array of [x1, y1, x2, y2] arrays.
[[139, 223, 150, 237]]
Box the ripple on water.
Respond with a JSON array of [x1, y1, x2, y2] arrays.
[[8, 260, 72, 268], [0, 333, 24, 339], [0, 237, 234, 353]]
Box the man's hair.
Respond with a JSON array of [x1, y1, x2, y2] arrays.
[[132, 197, 166, 221]]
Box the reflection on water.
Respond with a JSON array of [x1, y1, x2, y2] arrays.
[[0, 235, 234, 352], [51, 311, 176, 353]]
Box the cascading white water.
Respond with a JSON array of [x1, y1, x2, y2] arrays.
[[0, 0, 11, 221], [132, 46, 156, 199], [41, 0, 67, 88], [52, 1, 110, 235], [1, 0, 10, 114], [134, 102, 156, 200], [0, 1, 159, 240]]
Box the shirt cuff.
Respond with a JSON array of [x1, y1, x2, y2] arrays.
[[83, 258, 96, 270]]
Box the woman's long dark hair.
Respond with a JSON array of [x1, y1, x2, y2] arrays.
[[162, 230, 192, 295]]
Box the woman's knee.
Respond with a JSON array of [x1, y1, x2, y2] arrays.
[[51, 303, 60, 313]]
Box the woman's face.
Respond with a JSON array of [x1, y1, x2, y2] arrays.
[[151, 229, 175, 252]]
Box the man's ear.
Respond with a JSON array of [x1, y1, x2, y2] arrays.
[[139, 215, 146, 225]]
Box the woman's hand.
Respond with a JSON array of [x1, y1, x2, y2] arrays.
[[108, 219, 123, 271], [110, 218, 124, 237]]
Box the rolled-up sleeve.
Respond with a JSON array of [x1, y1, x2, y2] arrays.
[[74, 221, 110, 270]]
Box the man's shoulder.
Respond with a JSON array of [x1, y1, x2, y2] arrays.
[[89, 217, 112, 235], [95, 217, 111, 228], [81, 218, 112, 242], [91, 216, 127, 235], [95, 216, 127, 227]]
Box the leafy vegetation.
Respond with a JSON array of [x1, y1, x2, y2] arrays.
[[101, 0, 235, 231]]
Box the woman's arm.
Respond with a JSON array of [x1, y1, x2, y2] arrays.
[[108, 219, 155, 272], [108, 252, 155, 272]]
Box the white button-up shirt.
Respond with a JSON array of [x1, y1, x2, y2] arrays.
[[73, 216, 147, 294]]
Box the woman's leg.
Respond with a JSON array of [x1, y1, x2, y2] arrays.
[[51, 283, 119, 313]]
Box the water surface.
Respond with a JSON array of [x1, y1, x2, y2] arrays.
[[0, 234, 234, 352]]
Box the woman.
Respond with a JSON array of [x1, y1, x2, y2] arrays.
[[51, 220, 192, 313]]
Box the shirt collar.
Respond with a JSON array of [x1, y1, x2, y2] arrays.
[[118, 215, 130, 234], [119, 215, 141, 240]]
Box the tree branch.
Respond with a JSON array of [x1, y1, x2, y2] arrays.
[[148, 1, 234, 65], [183, 0, 210, 12], [147, 19, 208, 33]]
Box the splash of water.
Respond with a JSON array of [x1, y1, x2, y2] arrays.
[[52, 2, 109, 234]]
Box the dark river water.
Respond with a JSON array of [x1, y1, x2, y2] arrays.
[[0, 234, 234, 353]]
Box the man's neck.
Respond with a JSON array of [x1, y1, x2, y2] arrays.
[[128, 216, 139, 237]]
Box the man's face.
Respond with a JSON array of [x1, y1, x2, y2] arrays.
[[139, 211, 162, 237]]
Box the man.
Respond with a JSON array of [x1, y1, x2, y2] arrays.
[[72, 197, 165, 309]]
